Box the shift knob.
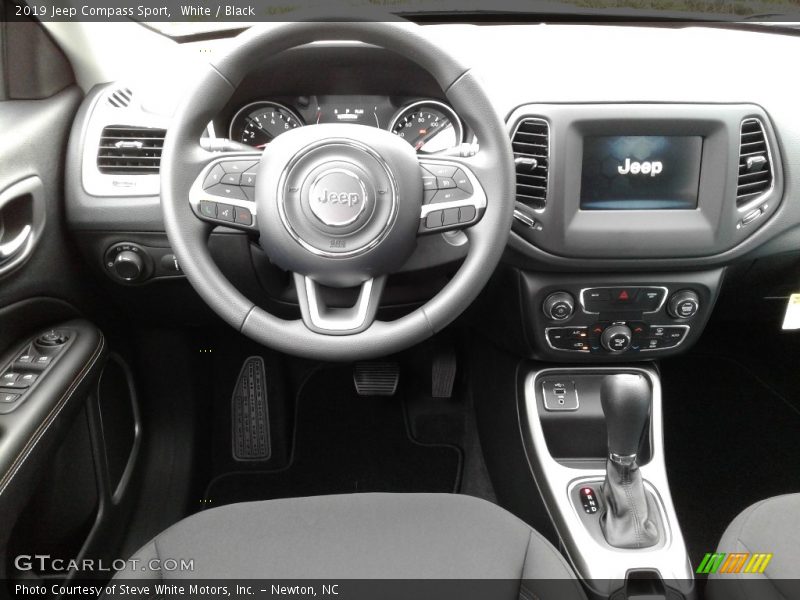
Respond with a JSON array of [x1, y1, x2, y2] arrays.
[[600, 374, 651, 460]]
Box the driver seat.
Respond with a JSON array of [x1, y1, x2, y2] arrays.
[[114, 493, 585, 597]]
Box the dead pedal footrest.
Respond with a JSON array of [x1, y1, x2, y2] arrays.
[[232, 356, 271, 461]]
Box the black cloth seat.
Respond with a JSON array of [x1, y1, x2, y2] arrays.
[[707, 493, 800, 600], [115, 493, 585, 598]]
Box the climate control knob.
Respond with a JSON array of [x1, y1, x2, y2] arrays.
[[668, 290, 700, 320], [601, 325, 632, 353], [113, 250, 145, 281], [543, 292, 575, 321]]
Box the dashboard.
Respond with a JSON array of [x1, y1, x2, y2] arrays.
[[61, 22, 800, 362]]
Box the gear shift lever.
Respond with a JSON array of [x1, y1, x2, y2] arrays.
[[599, 374, 660, 549]]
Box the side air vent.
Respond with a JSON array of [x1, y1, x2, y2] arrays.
[[97, 126, 166, 175], [737, 118, 773, 208], [511, 118, 550, 209], [107, 87, 133, 108]]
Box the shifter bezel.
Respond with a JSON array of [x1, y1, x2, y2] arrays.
[[518, 364, 694, 597]]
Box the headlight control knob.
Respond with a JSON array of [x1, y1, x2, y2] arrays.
[[113, 250, 145, 281], [668, 290, 700, 320], [601, 325, 632, 353], [543, 292, 575, 321]]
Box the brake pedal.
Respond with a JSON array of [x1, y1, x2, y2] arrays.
[[353, 362, 399, 396], [232, 356, 271, 461]]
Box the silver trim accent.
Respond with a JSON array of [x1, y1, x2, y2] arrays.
[[544, 326, 589, 353], [82, 85, 168, 197], [513, 209, 536, 228], [305, 277, 374, 332], [609, 452, 637, 466], [520, 366, 693, 591], [228, 100, 305, 146], [639, 324, 691, 352], [387, 99, 464, 154], [188, 153, 262, 230], [509, 116, 550, 212], [277, 139, 399, 259], [417, 157, 487, 231], [579, 286, 670, 315], [736, 117, 776, 214]]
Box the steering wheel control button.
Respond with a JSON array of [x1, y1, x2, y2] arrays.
[[668, 290, 700, 319], [453, 169, 473, 194], [207, 183, 247, 201], [203, 165, 225, 189], [442, 208, 459, 226], [422, 175, 437, 190], [437, 176, 456, 189], [421, 163, 457, 178], [221, 173, 241, 185], [425, 210, 444, 229], [217, 203, 235, 222], [601, 325, 633, 353], [241, 172, 257, 186], [459, 206, 477, 223], [222, 160, 258, 174], [199, 201, 217, 218], [234, 206, 253, 226], [308, 168, 368, 227], [543, 292, 575, 321]]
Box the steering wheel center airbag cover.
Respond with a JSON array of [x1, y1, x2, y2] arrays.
[[258, 123, 422, 286]]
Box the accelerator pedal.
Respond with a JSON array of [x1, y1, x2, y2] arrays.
[[353, 362, 400, 396], [431, 347, 457, 399], [232, 356, 271, 461]]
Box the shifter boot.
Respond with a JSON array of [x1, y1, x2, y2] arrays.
[[600, 458, 659, 549]]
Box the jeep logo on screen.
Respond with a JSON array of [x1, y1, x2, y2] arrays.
[[618, 158, 663, 177], [308, 168, 368, 227]]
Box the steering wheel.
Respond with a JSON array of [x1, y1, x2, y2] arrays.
[[160, 21, 515, 361]]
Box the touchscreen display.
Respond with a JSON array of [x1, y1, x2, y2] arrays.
[[580, 135, 703, 210]]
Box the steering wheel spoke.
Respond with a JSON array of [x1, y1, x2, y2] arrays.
[[294, 274, 387, 335], [188, 152, 263, 232], [416, 156, 487, 235]]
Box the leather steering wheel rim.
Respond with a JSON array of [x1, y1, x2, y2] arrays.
[[160, 21, 515, 361]]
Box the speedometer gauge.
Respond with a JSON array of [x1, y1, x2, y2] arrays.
[[229, 101, 304, 148], [389, 100, 464, 154]]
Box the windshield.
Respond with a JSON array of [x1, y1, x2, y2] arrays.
[[144, 0, 800, 37]]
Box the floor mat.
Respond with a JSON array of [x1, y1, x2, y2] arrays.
[[205, 366, 462, 505], [661, 353, 800, 565]]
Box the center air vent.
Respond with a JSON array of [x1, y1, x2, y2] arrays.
[[511, 118, 550, 209], [737, 118, 773, 208], [97, 126, 166, 175]]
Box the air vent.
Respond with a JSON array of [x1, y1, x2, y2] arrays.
[[511, 118, 550, 209], [107, 87, 133, 108], [736, 118, 773, 208], [97, 126, 166, 175]]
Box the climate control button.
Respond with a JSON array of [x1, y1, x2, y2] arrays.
[[601, 325, 633, 353]]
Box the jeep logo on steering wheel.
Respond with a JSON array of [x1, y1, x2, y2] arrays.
[[308, 168, 368, 228], [316, 189, 362, 207]]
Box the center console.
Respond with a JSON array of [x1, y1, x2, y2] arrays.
[[519, 365, 694, 598]]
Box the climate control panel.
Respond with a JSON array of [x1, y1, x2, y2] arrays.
[[519, 271, 723, 362]]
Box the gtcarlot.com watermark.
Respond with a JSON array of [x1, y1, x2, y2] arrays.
[[14, 554, 195, 574]]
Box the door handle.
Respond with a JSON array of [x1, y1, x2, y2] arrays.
[[0, 224, 32, 261], [0, 176, 45, 278]]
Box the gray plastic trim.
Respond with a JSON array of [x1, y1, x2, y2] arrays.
[[519, 365, 693, 596]]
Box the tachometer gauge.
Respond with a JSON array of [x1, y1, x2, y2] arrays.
[[229, 101, 304, 148], [388, 100, 464, 154]]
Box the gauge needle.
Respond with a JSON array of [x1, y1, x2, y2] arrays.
[[415, 123, 452, 152], [255, 143, 269, 149]]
